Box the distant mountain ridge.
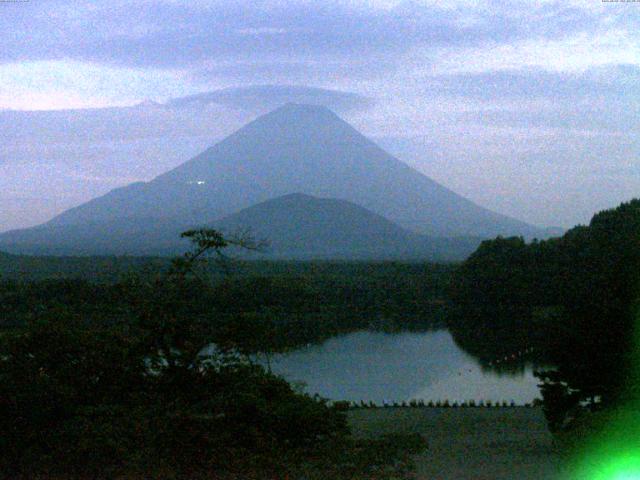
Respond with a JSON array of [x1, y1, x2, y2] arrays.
[[0, 194, 481, 260], [214, 193, 481, 260], [0, 103, 546, 258]]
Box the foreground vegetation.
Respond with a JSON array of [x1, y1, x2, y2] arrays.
[[0, 258, 453, 351], [0, 230, 427, 478]]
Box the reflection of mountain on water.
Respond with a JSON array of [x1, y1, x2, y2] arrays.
[[267, 330, 541, 404]]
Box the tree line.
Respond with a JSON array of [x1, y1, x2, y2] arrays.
[[0, 259, 452, 352], [448, 199, 640, 431]]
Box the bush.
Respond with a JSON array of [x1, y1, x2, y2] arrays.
[[0, 315, 349, 477]]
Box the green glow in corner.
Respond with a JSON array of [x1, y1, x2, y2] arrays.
[[592, 455, 640, 480], [567, 408, 640, 480], [566, 304, 640, 480], [611, 473, 640, 480]]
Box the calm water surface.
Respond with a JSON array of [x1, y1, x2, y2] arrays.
[[267, 330, 541, 405]]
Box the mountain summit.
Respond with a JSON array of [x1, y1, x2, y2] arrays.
[[0, 104, 544, 256]]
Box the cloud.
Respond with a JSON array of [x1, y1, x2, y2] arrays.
[[0, 0, 636, 109], [166, 85, 374, 112], [432, 29, 640, 75], [0, 60, 188, 109], [418, 65, 640, 135], [0, 0, 628, 71], [235, 27, 290, 36], [426, 64, 640, 101]]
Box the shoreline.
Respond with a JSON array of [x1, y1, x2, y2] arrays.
[[348, 406, 561, 480]]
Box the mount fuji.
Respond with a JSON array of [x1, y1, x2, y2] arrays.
[[0, 103, 544, 257]]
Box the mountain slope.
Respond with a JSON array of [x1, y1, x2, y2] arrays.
[[42, 103, 541, 239], [0, 194, 480, 260], [213, 193, 480, 260], [0, 217, 192, 256]]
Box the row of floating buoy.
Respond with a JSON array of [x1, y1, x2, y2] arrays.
[[332, 347, 541, 411], [344, 399, 532, 409], [488, 346, 535, 367]]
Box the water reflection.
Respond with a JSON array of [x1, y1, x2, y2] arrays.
[[267, 330, 541, 405]]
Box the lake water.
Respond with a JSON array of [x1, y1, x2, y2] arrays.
[[267, 330, 541, 405]]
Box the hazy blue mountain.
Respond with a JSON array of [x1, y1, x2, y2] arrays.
[[213, 193, 481, 260], [0, 102, 245, 232], [0, 86, 368, 233], [0, 103, 547, 257], [41, 104, 541, 236], [0, 217, 192, 256], [0, 194, 480, 260]]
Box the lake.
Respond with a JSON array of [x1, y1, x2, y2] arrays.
[[267, 330, 541, 405]]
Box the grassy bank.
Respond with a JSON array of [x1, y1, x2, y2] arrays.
[[348, 407, 561, 480]]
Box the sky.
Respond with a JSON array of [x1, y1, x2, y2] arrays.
[[0, 0, 639, 230]]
